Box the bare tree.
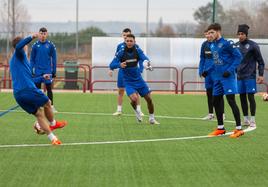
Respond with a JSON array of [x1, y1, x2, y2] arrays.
[[0, 0, 31, 38]]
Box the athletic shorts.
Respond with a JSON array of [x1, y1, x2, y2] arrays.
[[237, 79, 257, 94], [35, 76, 53, 85], [205, 74, 214, 89], [14, 88, 49, 114], [125, 83, 151, 97], [117, 69, 125, 88], [213, 79, 237, 96]]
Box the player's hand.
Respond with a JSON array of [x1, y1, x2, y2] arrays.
[[222, 71, 230, 78], [202, 71, 208, 78], [52, 73, 56, 78], [32, 33, 39, 39], [108, 70, 113, 77], [43, 74, 51, 80], [257, 76, 264, 84], [145, 60, 153, 71], [120, 62, 127, 68]]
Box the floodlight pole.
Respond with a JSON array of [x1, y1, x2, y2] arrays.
[[212, 0, 216, 23], [146, 0, 149, 36], [75, 0, 79, 58]]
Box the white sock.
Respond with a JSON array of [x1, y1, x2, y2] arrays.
[[47, 133, 56, 141], [250, 116, 255, 122], [149, 113, 154, 120], [136, 105, 141, 112], [50, 119, 56, 126], [244, 116, 249, 121], [218, 125, 224, 129], [117, 105, 122, 112], [236, 126, 242, 130]]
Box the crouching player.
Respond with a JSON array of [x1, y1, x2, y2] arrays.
[[9, 34, 67, 145], [109, 34, 159, 124]]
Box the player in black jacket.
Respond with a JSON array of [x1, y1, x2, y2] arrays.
[[236, 24, 265, 128]]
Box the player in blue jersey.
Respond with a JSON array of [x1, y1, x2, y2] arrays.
[[30, 27, 57, 112], [206, 23, 244, 138], [9, 34, 67, 145], [108, 28, 148, 116], [199, 29, 225, 120], [109, 34, 159, 124], [236, 24, 265, 128]]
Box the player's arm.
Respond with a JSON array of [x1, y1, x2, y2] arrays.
[[15, 34, 37, 51], [199, 42, 206, 77], [226, 41, 242, 74], [30, 44, 36, 74], [109, 50, 123, 70], [51, 43, 57, 78], [253, 44, 265, 83], [136, 47, 152, 71]]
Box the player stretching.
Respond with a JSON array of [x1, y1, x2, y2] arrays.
[[206, 23, 244, 138], [108, 28, 144, 116], [236, 24, 265, 127], [10, 34, 67, 145], [109, 34, 159, 124]]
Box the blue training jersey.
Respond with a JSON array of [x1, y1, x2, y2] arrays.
[[109, 46, 149, 86], [10, 36, 37, 94], [210, 37, 242, 80], [30, 39, 57, 76], [236, 39, 265, 80], [199, 40, 214, 76]]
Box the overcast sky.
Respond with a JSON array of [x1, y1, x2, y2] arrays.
[[22, 0, 212, 23]]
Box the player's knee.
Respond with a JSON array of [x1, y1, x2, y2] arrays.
[[34, 107, 44, 117], [44, 100, 52, 108], [118, 89, 124, 96]]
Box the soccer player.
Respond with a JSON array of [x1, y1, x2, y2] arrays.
[[206, 23, 244, 138], [9, 34, 67, 145], [30, 27, 57, 112], [236, 24, 265, 127], [108, 28, 145, 116], [109, 34, 159, 124], [199, 29, 225, 120]]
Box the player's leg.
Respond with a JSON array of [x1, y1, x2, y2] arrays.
[[14, 88, 62, 144], [245, 79, 257, 127], [203, 75, 214, 120], [45, 82, 57, 113], [43, 100, 67, 131], [136, 95, 144, 116], [238, 80, 250, 125], [113, 71, 124, 115], [129, 92, 143, 122], [34, 107, 61, 145], [247, 93, 256, 127], [240, 93, 250, 125], [208, 80, 225, 136]]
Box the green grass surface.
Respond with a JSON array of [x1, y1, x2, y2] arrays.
[[0, 93, 267, 187]]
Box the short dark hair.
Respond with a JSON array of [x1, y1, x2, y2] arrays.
[[39, 27, 47, 32], [126, 34, 135, 40], [207, 23, 221, 31], [123, 28, 131, 33], [12, 36, 23, 48]]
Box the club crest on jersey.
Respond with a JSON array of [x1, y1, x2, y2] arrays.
[[245, 44, 250, 49], [217, 43, 223, 48], [46, 44, 49, 48]]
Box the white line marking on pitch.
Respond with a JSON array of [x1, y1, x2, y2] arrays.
[[0, 113, 255, 149]]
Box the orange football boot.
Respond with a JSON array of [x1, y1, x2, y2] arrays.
[[208, 129, 226, 137], [229, 129, 244, 138], [50, 120, 67, 131]]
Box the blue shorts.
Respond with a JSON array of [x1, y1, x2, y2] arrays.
[[35, 75, 53, 85], [125, 83, 151, 97], [213, 79, 237, 96], [117, 69, 125, 88], [14, 88, 49, 114], [237, 79, 257, 94], [205, 74, 214, 89]]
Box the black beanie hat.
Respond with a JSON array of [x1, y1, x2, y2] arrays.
[[237, 24, 250, 36]]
